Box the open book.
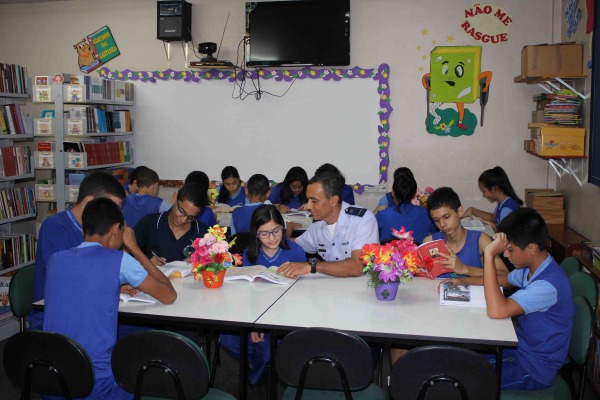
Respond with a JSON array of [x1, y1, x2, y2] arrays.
[[439, 283, 499, 308], [224, 265, 296, 285], [158, 261, 193, 278], [213, 203, 242, 213], [119, 292, 157, 304], [414, 239, 454, 279], [461, 217, 486, 231]]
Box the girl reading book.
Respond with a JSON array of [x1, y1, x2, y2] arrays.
[[462, 166, 523, 232], [216, 166, 246, 206], [269, 166, 309, 214], [220, 204, 306, 386]]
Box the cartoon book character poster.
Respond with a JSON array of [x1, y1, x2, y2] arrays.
[[422, 46, 492, 137], [73, 26, 120, 74]]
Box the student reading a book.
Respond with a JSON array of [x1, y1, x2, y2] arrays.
[[443, 208, 574, 390], [372, 167, 403, 215], [125, 165, 149, 195], [269, 166, 309, 214], [230, 174, 271, 236], [423, 187, 508, 278], [220, 204, 306, 386], [216, 165, 246, 207], [184, 170, 217, 227], [31, 171, 128, 331], [134, 182, 208, 266], [314, 163, 355, 205], [375, 167, 436, 243], [122, 168, 170, 227], [278, 172, 378, 278], [462, 166, 523, 232], [44, 198, 176, 400]]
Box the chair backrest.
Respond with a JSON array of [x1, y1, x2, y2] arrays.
[[569, 296, 593, 365], [560, 256, 581, 277], [569, 271, 598, 310], [275, 327, 375, 394], [111, 330, 211, 399], [389, 345, 498, 400], [3, 330, 95, 399], [8, 263, 35, 318]]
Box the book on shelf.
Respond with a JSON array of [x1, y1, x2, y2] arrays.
[[0, 63, 29, 95], [35, 184, 55, 202], [67, 119, 85, 136], [0, 233, 36, 270], [34, 85, 52, 103], [66, 185, 79, 203], [439, 283, 498, 307], [35, 151, 54, 168], [0, 146, 32, 177], [33, 118, 53, 136], [414, 239, 454, 279], [0, 104, 27, 135], [158, 261, 193, 278], [64, 84, 85, 102], [224, 265, 296, 285], [0, 187, 36, 220], [119, 292, 156, 304]]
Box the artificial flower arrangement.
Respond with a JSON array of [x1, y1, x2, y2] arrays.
[[412, 186, 434, 208], [191, 225, 242, 284], [360, 227, 421, 288]]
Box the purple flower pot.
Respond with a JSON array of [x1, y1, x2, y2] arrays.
[[374, 281, 400, 301]]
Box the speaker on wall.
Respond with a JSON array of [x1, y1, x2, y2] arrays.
[[157, 1, 192, 42]]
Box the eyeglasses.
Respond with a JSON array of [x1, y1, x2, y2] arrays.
[[257, 226, 284, 239], [175, 201, 199, 222]]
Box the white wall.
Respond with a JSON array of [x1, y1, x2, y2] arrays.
[[0, 0, 555, 213]]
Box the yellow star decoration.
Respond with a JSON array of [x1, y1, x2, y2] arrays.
[[421, 29, 428, 36], [416, 46, 421, 51], [419, 67, 424, 71], [423, 55, 428, 60], [431, 40, 437, 45], [447, 35, 455, 42]]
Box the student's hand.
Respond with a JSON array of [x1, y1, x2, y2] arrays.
[[151, 255, 167, 266], [278, 261, 310, 278], [373, 205, 387, 215], [277, 204, 290, 214], [461, 207, 473, 218], [122, 226, 140, 253], [437, 250, 469, 275], [437, 278, 466, 293], [485, 232, 508, 258], [250, 332, 265, 343], [120, 284, 139, 296]]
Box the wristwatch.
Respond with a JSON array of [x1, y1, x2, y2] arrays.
[[309, 258, 318, 274]]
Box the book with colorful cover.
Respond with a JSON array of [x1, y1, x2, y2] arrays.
[[414, 239, 454, 279]]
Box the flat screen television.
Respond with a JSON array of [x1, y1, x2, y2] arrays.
[[245, 0, 350, 67]]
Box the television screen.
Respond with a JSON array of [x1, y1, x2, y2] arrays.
[[245, 0, 350, 67]]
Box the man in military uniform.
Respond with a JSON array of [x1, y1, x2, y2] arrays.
[[278, 172, 378, 278]]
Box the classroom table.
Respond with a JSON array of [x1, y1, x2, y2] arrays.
[[253, 275, 518, 399]]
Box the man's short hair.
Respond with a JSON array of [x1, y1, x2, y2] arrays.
[[135, 168, 159, 188], [177, 182, 207, 209], [314, 163, 346, 184], [82, 197, 124, 236], [426, 187, 461, 212], [246, 174, 270, 197], [129, 166, 149, 184], [497, 207, 548, 251], [308, 172, 344, 203], [185, 171, 210, 190], [76, 171, 126, 204]]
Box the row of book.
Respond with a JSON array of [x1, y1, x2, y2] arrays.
[[0, 63, 28, 95], [0, 234, 36, 271], [35, 141, 133, 169], [70, 76, 134, 102], [68, 106, 132, 134], [36, 169, 129, 203], [0, 104, 28, 135], [0, 146, 32, 178], [0, 187, 36, 220]]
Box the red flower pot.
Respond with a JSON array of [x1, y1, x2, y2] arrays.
[[201, 270, 226, 288]]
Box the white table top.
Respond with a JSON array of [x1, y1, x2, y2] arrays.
[[118, 276, 294, 328], [254, 275, 518, 347]]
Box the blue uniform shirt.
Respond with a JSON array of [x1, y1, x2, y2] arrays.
[[268, 184, 304, 209], [123, 193, 169, 227]]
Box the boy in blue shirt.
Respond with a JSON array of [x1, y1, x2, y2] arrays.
[[122, 168, 169, 227], [230, 174, 271, 235], [44, 197, 176, 399], [447, 207, 575, 390]]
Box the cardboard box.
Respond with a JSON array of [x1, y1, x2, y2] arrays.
[[536, 208, 565, 224], [524, 189, 563, 209], [521, 43, 583, 78], [530, 126, 585, 157]]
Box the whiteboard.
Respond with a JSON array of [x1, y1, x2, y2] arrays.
[[133, 72, 381, 185]]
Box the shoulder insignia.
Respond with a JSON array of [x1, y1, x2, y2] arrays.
[[345, 206, 367, 217]]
